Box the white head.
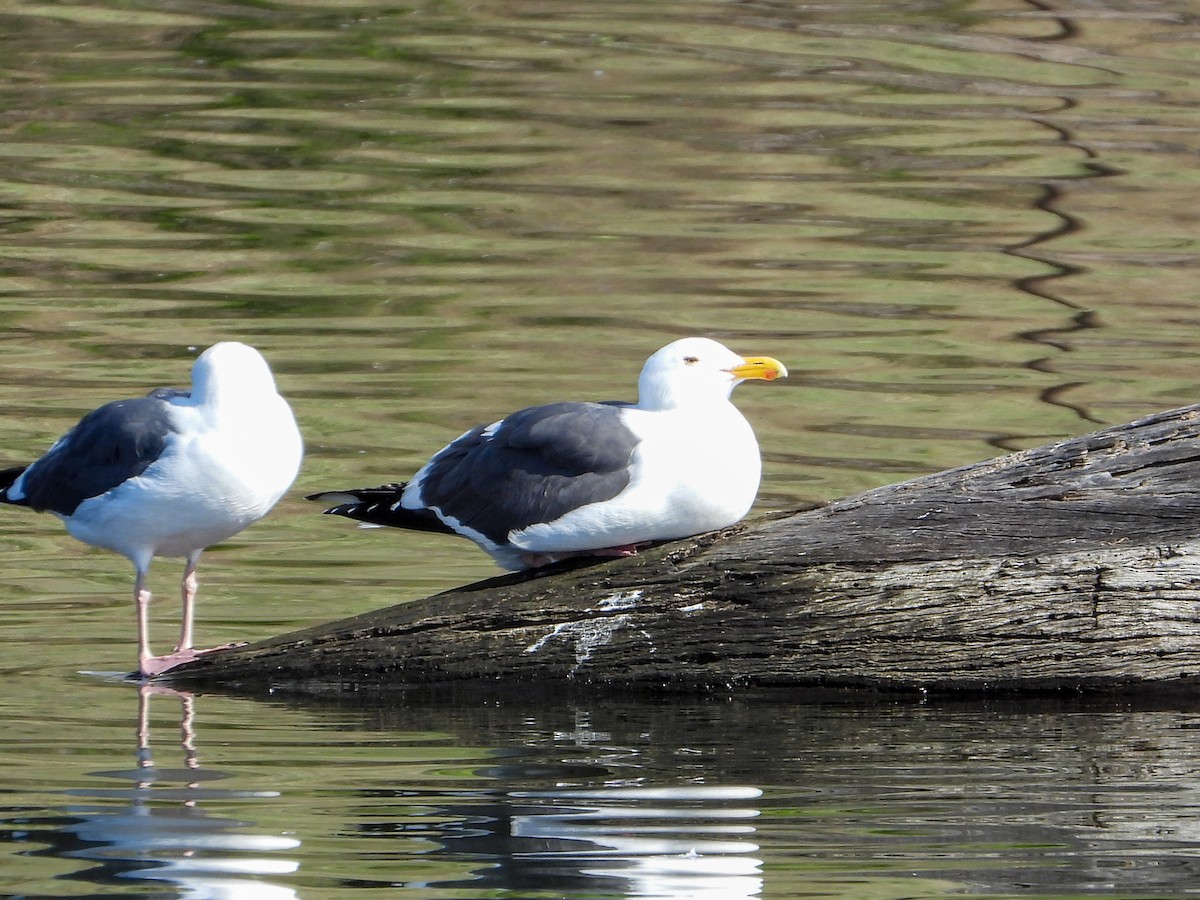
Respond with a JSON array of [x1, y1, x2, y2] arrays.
[[190, 341, 281, 406], [635, 337, 787, 411]]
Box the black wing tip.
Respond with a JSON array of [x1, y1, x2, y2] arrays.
[[307, 486, 456, 536], [304, 483, 407, 503], [308, 495, 394, 520], [0, 465, 27, 502]]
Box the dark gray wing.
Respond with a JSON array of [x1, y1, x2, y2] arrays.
[[417, 401, 638, 544], [6, 395, 178, 515]]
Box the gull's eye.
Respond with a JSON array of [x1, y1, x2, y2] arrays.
[[683, 356, 700, 365]]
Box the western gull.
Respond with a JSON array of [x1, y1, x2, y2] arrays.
[[0, 341, 303, 678], [308, 336, 786, 570]]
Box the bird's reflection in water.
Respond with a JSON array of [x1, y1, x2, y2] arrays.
[[407, 789, 764, 898], [396, 711, 765, 898], [52, 684, 300, 898], [507, 785, 764, 899]]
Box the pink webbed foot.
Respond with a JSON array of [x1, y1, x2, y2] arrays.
[[520, 543, 645, 569], [590, 543, 643, 558], [139, 641, 248, 678]]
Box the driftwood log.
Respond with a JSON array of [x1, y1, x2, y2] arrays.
[[168, 404, 1200, 695]]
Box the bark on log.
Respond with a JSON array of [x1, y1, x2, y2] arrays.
[[168, 405, 1200, 695]]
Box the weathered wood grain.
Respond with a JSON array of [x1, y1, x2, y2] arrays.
[[166, 404, 1200, 695]]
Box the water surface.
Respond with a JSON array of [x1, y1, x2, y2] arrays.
[[9, 684, 1200, 898], [1, 0, 1199, 895]]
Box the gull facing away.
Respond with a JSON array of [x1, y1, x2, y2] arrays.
[[308, 336, 786, 570], [0, 342, 303, 677]]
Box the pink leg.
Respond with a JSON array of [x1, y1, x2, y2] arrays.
[[136, 554, 214, 677], [140, 553, 245, 678], [136, 563, 197, 677], [135, 570, 156, 677], [174, 554, 199, 654]]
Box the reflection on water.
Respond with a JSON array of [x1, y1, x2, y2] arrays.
[[2, 685, 769, 899], [2, 0, 1200, 896], [9, 684, 1200, 895], [403, 787, 764, 898], [8, 685, 300, 898], [332, 705, 768, 899], [504, 786, 762, 899]]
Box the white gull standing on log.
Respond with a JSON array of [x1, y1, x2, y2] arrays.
[[308, 337, 786, 570], [0, 342, 303, 678]]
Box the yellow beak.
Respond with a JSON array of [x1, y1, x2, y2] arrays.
[[727, 356, 788, 382]]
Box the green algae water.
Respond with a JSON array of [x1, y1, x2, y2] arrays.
[[1, 0, 1199, 895]]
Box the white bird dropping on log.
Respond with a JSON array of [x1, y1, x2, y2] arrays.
[[0, 342, 303, 678], [308, 337, 786, 570]]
